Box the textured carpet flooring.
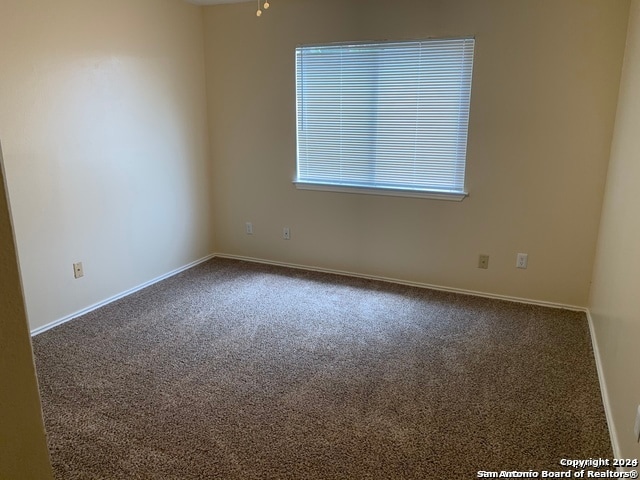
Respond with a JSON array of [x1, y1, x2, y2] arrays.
[[32, 258, 611, 479]]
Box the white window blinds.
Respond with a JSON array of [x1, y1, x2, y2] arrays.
[[295, 38, 475, 199]]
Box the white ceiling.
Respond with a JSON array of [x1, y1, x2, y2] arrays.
[[184, 0, 253, 5]]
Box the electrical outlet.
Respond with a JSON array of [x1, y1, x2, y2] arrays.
[[245, 222, 253, 235], [283, 227, 290, 240], [73, 262, 84, 279], [634, 405, 640, 443], [478, 254, 489, 269], [516, 253, 528, 269]]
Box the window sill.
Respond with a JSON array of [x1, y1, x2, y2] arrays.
[[293, 181, 468, 201]]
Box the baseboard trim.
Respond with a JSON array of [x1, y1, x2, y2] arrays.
[[212, 253, 586, 312], [585, 309, 621, 459], [30, 254, 216, 337], [32, 252, 588, 338]]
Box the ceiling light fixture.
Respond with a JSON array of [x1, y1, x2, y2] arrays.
[[256, 0, 270, 17]]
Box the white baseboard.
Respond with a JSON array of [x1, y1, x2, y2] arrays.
[[213, 253, 586, 312], [30, 254, 215, 337], [32, 251, 587, 338], [585, 309, 621, 459]]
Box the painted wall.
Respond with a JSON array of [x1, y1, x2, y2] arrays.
[[204, 0, 628, 306], [589, 0, 640, 460], [0, 145, 52, 479], [0, 0, 212, 330]]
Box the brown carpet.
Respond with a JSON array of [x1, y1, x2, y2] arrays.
[[32, 257, 611, 479]]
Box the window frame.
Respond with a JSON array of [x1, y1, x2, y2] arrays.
[[293, 37, 475, 202]]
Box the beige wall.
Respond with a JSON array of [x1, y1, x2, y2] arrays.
[[204, 0, 628, 306], [0, 145, 52, 479], [0, 0, 212, 330], [589, 0, 640, 459]]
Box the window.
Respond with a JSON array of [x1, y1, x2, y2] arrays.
[[294, 38, 475, 200]]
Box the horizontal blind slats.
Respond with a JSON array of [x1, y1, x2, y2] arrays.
[[296, 38, 474, 193]]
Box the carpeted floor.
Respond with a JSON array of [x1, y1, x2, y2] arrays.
[[32, 258, 612, 479]]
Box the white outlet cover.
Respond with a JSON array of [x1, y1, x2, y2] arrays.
[[634, 405, 640, 443], [516, 253, 528, 269]]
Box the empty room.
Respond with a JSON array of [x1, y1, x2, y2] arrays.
[[1, 0, 640, 478]]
